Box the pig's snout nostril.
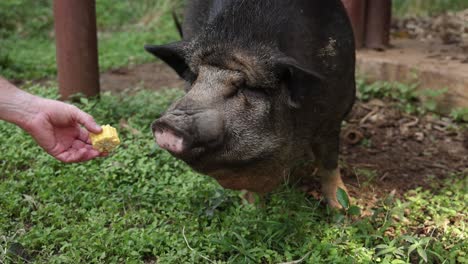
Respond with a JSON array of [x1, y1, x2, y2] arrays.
[[152, 119, 193, 155]]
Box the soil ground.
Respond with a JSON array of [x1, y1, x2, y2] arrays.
[[392, 9, 468, 61], [341, 99, 467, 211], [100, 63, 184, 92], [357, 10, 468, 110]]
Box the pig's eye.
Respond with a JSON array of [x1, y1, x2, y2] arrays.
[[225, 79, 245, 98], [183, 72, 198, 92], [231, 78, 245, 89], [242, 86, 269, 97], [183, 71, 198, 85]]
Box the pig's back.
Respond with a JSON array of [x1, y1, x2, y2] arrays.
[[183, 0, 355, 121], [183, 0, 236, 40], [184, 0, 354, 68]]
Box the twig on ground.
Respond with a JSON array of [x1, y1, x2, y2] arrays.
[[278, 251, 312, 264], [380, 172, 390, 181], [360, 107, 380, 126], [182, 226, 215, 264]]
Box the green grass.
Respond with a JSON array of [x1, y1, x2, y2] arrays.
[[0, 85, 466, 263], [1, 1, 467, 262], [356, 78, 450, 115], [393, 0, 468, 17], [0, 0, 183, 80], [356, 78, 468, 125]]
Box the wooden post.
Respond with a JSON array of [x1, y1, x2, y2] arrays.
[[341, 0, 367, 49], [365, 0, 392, 49], [54, 0, 100, 99]]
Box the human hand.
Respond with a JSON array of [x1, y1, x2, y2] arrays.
[[21, 96, 105, 163]]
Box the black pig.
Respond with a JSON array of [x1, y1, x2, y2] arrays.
[[145, 0, 355, 208]]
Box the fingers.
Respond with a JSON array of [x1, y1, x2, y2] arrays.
[[78, 127, 91, 143], [80, 148, 102, 162], [56, 146, 102, 163], [56, 147, 88, 163], [56, 139, 104, 163], [73, 106, 102, 134], [79, 127, 107, 156]]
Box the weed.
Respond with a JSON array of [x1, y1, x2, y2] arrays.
[[354, 168, 378, 187], [450, 107, 468, 122], [357, 79, 451, 117], [393, 0, 468, 17], [360, 138, 373, 148], [374, 239, 406, 262]]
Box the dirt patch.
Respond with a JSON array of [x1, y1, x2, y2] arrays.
[[100, 63, 184, 93], [392, 9, 468, 63], [341, 99, 467, 208], [355, 10, 468, 112]]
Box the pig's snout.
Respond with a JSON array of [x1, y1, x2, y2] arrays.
[[152, 109, 224, 157]]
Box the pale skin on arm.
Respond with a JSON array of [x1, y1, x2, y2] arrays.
[[0, 77, 106, 163]]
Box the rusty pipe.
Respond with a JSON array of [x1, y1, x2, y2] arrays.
[[342, 0, 367, 49], [343, 128, 364, 145], [365, 0, 392, 50], [54, 0, 100, 99]]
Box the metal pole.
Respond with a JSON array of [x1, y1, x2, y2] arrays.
[[54, 0, 100, 99], [365, 0, 392, 49], [341, 0, 367, 49]]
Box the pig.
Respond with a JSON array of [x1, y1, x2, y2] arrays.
[[145, 0, 355, 208]]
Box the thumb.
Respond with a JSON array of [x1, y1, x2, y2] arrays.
[[74, 107, 102, 134]]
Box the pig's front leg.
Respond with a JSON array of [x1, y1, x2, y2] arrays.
[[317, 165, 348, 209], [312, 132, 349, 209]]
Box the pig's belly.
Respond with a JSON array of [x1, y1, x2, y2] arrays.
[[210, 165, 288, 193]]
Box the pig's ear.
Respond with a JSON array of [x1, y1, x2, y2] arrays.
[[275, 56, 324, 108], [145, 42, 192, 81]]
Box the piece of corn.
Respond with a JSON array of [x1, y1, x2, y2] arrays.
[[89, 125, 121, 152]]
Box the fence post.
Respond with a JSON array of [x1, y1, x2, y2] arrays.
[[342, 0, 367, 49], [365, 0, 392, 49], [54, 0, 100, 99]]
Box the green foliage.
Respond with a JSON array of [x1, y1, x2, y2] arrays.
[[335, 188, 362, 222], [358, 79, 419, 109], [393, 0, 468, 17], [450, 107, 468, 122], [0, 0, 184, 80], [336, 188, 350, 209], [374, 240, 406, 261], [1, 85, 465, 263], [354, 168, 378, 187], [0, 0, 52, 39], [357, 79, 449, 115]]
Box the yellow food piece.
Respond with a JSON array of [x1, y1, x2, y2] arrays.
[[90, 125, 120, 152]]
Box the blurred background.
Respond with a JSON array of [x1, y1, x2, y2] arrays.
[[1, 0, 467, 81]]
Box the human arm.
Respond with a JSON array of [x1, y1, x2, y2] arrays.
[[0, 77, 104, 163]]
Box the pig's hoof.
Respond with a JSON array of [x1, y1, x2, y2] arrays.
[[324, 187, 351, 210], [326, 198, 344, 209], [318, 167, 348, 210]]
